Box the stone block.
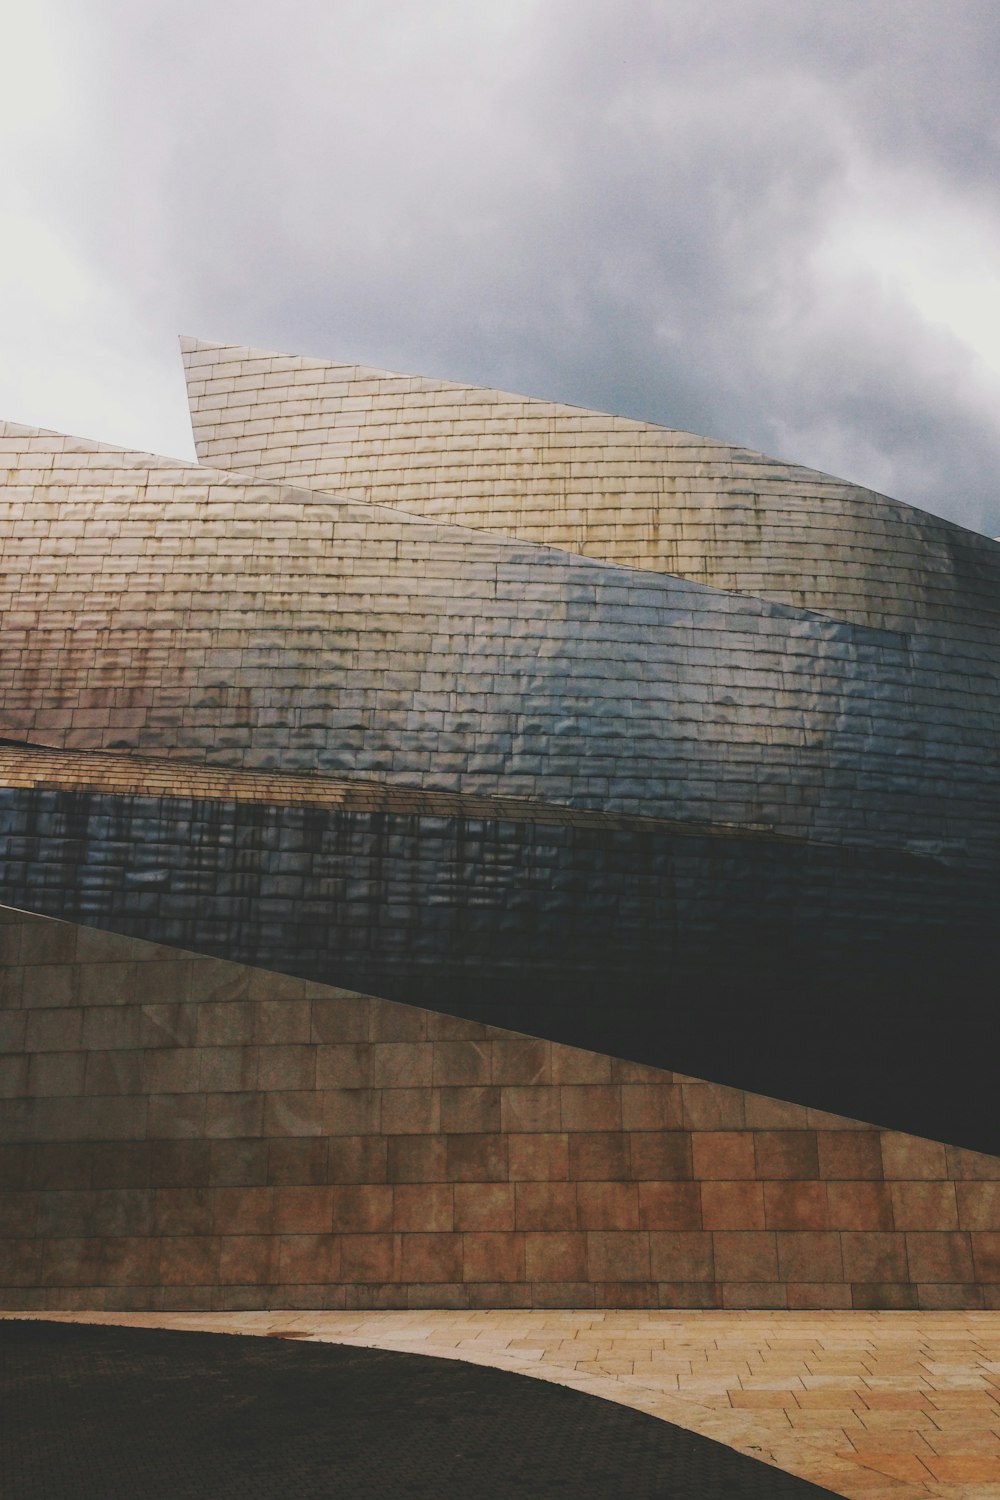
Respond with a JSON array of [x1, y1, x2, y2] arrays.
[[463, 1231, 524, 1283], [816, 1132, 883, 1180], [278, 1233, 340, 1284], [890, 1181, 959, 1230], [212, 1187, 274, 1234], [338, 1233, 393, 1282], [256, 1045, 315, 1092], [763, 1182, 829, 1230], [440, 1086, 500, 1134], [567, 1132, 628, 1181], [499, 1086, 559, 1133], [203, 1092, 264, 1139], [101, 1236, 158, 1286], [445, 1134, 507, 1182], [957, 1181, 1000, 1230], [560, 1085, 621, 1132], [513, 1181, 577, 1232], [321, 1090, 380, 1137], [310, 996, 371, 1044], [218, 1235, 280, 1286], [587, 1230, 651, 1282], [691, 1132, 755, 1180], [392, 1183, 453, 1232], [904, 1231, 974, 1283], [397, 1233, 462, 1283], [825, 1181, 893, 1231], [272, 1186, 334, 1233], [157, 1236, 220, 1285], [648, 1231, 714, 1282], [620, 1085, 683, 1131], [83, 1050, 144, 1096], [841, 1232, 909, 1283], [154, 1188, 214, 1235], [507, 1133, 569, 1181], [881, 1132, 948, 1180], [722, 1281, 787, 1309], [753, 1131, 819, 1179], [380, 1088, 439, 1135], [208, 1140, 267, 1187], [776, 1231, 844, 1282], [385, 1136, 447, 1183], [370, 1042, 433, 1088], [971, 1232, 1000, 1280], [149, 1141, 211, 1188], [700, 1181, 766, 1230], [636, 1182, 701, 1230], [316, 1045, 372, 1089], [629, 1132, 692, 1181], [713, 1231, 778, 1282], [432, 1041, 492, 1086], [548, 1049, 611, 1085], [453, 1183, 515, 1231], [490, 1039, 550, 1085], [576, 1181, 638, 1230], [948, 1145, 1000, 1180], [682, 1083, 746, 1130]]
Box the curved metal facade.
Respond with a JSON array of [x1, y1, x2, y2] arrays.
[[1, 342, 998, 1153], [183, 337, 1000, 638]]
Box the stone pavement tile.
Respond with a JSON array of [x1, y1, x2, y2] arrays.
[[797, 1390, 871, 1409], [859, 1411, 940, 1432], [838, 1452, 935, 1483], [792, 1412, 869, 1434], [865, 1393, 938, 1410], [844, 1431, 937, 1456], [923, 1428, 1000, 1452], [729, 1388, 797, 1408], [923, 1454, 1000, 1482]]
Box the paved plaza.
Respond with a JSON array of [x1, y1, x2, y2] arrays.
[[1, 1316, 838, 1499], [4, 1310, 1000, 1498]]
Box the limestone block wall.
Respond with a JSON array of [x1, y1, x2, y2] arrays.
[[181, 338, 1000, 640], [1, 425, 998, 866], [2, 905, 999, 1314]]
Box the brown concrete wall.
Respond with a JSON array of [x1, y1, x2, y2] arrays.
[[2, 905, 999, 1312]]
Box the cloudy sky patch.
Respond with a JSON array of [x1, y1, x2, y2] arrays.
[[2, 0, 999, 530]]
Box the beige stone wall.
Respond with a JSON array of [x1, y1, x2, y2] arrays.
[[2, 905, 999, 1313]]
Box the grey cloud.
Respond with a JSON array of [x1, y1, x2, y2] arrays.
[[38, 0, 1000, 529]]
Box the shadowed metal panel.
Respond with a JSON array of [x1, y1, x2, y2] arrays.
[[0, 768, 996, 1151]]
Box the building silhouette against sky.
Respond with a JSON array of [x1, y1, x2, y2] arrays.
[[0, 338, 998, 1312]]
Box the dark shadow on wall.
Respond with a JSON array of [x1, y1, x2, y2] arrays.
[[2, 787, 997, 1155]]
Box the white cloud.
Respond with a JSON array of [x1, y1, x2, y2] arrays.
[[815, 166, 1000, 381]]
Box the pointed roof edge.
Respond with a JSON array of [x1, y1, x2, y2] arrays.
[[176, 335, 1000, 547], [176, 333, 826, 476]]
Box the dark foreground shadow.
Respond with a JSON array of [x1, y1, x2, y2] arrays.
[[0, 1319, 840, 1499]]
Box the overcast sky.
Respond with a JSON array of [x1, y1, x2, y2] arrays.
[[3, 0, 1000, 533]]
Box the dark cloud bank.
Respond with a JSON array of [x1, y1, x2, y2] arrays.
[[68, 0, 1000, 530]]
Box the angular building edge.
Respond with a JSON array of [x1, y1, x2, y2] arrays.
[[179, 335, 1000, 637], [3, 334, 1000, 1310]]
